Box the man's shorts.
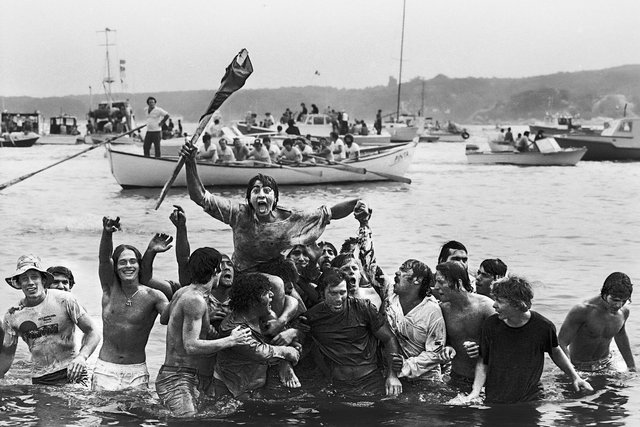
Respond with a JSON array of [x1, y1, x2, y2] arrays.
[[155, 365, 200, 418], [32, 367, 88, 386], [573, 352, 614, 373], [91, 358, 149, 391]]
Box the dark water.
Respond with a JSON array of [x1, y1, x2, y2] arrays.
[[1, 127, 639, 425]]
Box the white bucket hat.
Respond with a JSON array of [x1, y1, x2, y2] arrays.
[[5, 254, 54, 289]]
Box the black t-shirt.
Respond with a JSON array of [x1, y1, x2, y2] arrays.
[[480, 311, 558, 404]]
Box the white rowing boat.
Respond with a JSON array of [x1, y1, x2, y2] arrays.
[[106, 141, 417, 188]]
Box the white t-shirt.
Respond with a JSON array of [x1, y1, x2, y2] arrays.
[[346, 142, 360, 159], [145, 106, 169, 132], [333, 138, 345, 160]]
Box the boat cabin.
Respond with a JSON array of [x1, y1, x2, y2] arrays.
[[600, 118, 639, 138], [87, 99, 135, 134], [49, 115, 80, 135], [1, 111, 44, 134]]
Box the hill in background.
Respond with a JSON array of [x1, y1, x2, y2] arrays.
[[3, 65, 639, 125]]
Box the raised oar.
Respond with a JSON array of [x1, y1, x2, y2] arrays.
[[308, 154, 411, 184], [155, 48, 253, 210], [251, 160, 323, 177], [0, 124, 146, 191]]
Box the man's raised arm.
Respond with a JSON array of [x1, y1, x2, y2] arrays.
[[99, 216, 120, 294], [140, 232, 175, 300]]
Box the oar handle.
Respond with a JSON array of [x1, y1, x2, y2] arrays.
[[0, 124, 147, 192]]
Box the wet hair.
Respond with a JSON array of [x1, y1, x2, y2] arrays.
[[112, 244, 144, 284], [491, 275, 533, 312], [438, 240, 468, 264], [255, 257, 299, 288], [188, 247, 222, 284], [146, 96, 157, 105], [402, 259, 434, 299], [480, 258, 508, 278], [316, 268, 348, 296], [46, 266, 75, 288], [601, 272, 633, 301], [340, 237, 359, 254], [229, 273, 272, 312], [331, 253, 369, 286], [436, 261, 472, 292], [246, 174, 279, 211]]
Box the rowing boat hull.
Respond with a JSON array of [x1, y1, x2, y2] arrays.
[[107, 142, 417, 188], [466, 147, 587, 166]]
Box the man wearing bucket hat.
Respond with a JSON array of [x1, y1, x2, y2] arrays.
[[0, 254, 100, 386]]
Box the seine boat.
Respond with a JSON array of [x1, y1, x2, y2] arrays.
[[465, 138, 587, 166], [106, 141, 417, 188], [553, 117, 640, 161]]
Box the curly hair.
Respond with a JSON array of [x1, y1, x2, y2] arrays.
[[401, 259, 434, 299], [230, 273, 272, 312], [601, 272, 633, 301], [491, 275, 534, 312]]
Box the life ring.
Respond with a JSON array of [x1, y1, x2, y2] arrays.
[[461, 131, 470, 140]]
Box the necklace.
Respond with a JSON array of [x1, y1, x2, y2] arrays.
[[124, 288, 140, 307]]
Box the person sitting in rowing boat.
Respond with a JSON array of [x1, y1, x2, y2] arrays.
[[196, 133, 218, 162], [344, 134, 360, 160], [277, 138, 303, 164], [295, 137, 315, 163], [232, 137, 250, 161], [180, 144, 366, 275], [247, 138, 272, 164], [262, 136, 280, 162], [316, 137, 334, 162], [216, 137, 236, 163]]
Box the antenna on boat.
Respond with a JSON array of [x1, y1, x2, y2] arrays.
[[395, 0, 406, 122], [98, 27, 116, 109]]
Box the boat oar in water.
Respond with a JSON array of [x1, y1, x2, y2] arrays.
[[251, 160, 323, 177], [0, 124, 146, 192], [155, 48, 253, 210], [308, 154, 411, 184]]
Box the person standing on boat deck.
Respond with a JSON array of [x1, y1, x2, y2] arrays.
[[460, 276, 592, 404], [432, 261, 494, 393], [374, 109, 383, 135], [216, 137, 236, 163], [144, 96, 170, 158], [344, 134, 360, 160], [0, 255, 100, 386], [208, 117, 223, 137], [558, 272, 636, 373], [496, 129, 505, 142], [385, 259, 455, 383], [247, 138, 272, 164], [232, 137, 250, 161], [475, 259, 508, 298], [180, 142, 366, 273], [93, 217, 169, 391], [278, 138, 303, 164], [196, 133, 218, 162], [297, 103, 308, 122]]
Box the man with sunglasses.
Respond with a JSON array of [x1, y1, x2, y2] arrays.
[[558, 272, 636, 372]]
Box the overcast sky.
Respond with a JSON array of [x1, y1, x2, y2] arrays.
[[2, 0, 640, 98]]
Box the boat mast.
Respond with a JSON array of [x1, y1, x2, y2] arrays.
[[99, 28, 116, 108], [395, 0, 406, 121]]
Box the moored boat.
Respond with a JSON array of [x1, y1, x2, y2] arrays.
[[295, 114, 392, 146], [465, 138, 587, 166], [106, 141, 417, 188], [554, 117, 640, 161], [0, 134, 39, 147]]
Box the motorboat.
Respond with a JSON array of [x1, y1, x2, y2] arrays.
[[465, 138, 587, 166]]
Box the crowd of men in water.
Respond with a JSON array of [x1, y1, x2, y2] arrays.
[[0, 142, 635, 418]]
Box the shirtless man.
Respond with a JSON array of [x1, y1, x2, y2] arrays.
[[558, 272, 636, 372], [433, 261, 494, 391], [157, 247, 251, 417], [1, 255, 100, 385], [94, 216, 170, 391]]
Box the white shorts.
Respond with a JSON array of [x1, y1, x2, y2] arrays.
[[91, 358, 149, 391]]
